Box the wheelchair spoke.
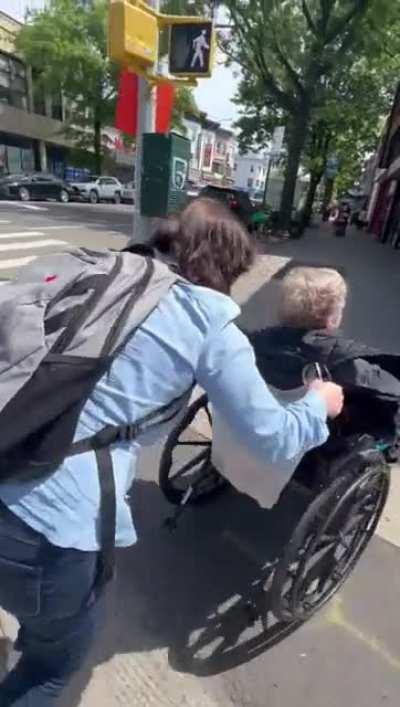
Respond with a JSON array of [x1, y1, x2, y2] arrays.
[[170, 448, 210, 481]]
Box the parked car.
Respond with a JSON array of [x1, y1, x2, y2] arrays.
[[68, 176, 123, 204], [185, 180, 201, 199], [121, 181, 135, 204], [0, 173, 72, 203]]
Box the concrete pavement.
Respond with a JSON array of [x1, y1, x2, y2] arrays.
[[1, 220, 400, 706]]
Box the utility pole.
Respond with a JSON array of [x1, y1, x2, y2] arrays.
[[134, 0, 160, 244]]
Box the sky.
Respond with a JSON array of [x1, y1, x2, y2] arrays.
[[194, 59, 239, 128], [0, 0, 239, 128]]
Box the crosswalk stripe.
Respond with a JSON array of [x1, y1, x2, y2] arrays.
[[0, 239, 67, 252], [0, 231, 45, 239], [28, 225, 81, 231], [0, 256, 37, 270], [0, 201, 48, 211]]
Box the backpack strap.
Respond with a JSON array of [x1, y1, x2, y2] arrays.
[[69, 387, 192, 593], [94, 447, 117, 589]]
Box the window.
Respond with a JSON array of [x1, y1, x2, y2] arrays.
[[250, 165, 254, 173], [247, 178, 253, 188], [0, 52, 28, 110], [51, 92, 63, 121], [32, 67, 46, 115]]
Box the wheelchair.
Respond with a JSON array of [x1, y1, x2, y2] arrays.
[[159, 373, 392, 626]]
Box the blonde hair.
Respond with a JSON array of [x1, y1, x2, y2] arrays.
[[279, 266, 347, 329]]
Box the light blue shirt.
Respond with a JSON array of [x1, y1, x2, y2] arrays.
[[0, 282, 328, 551]]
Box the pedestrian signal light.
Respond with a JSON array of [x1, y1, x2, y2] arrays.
[[169, 22, 213, 77], [108, 0, 158, 69]]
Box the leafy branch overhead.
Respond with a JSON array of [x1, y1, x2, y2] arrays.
[[223, 0, 400, 227], [17, 0, 117, 173]]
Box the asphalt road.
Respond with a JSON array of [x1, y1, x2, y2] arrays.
[[0, 199, 133, 279], [0, 209, 399, 707]]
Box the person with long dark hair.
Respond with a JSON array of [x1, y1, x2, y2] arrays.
[[0, 199, 342, 706]]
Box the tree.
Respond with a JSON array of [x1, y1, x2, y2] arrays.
[[301, 28, 400, 221], [17, 0, 117, 174], [223, 0, 394, 229], [171, 87, 199, 133]]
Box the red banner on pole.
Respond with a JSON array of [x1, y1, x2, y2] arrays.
[[115, 70, 138, 136], [155, 83, 175, 134], [115, 71, 175, 136]]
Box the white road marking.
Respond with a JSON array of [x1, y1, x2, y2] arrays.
[[0, 231, 45, 239], [0, 256, 37, 270], [0, 201, 48, 211], [0, 239, 67, 252], [0, 220, 11, 224], [23, 225, 81, 231]]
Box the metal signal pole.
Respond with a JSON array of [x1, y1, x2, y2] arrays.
[[134, 0, 160, 244]]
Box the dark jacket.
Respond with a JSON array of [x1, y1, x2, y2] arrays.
[[248, 326, 400, 440]]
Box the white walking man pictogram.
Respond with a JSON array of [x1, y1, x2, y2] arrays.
[[190, 29, 210, 69]]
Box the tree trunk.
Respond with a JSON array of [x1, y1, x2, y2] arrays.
[[279, 103, 310, 231], [301, 170, 323, 227], [93, 117, 102, 175], [322, 176, 335, 213]]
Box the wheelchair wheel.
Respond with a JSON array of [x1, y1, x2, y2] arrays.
[[159, 394, 228, 506], [271, 461, 390, 623]]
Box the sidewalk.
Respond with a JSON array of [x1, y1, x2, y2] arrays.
[[1, 224, 400, 706]]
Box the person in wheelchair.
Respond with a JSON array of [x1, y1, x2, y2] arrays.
[[249, 266, 400, 458]]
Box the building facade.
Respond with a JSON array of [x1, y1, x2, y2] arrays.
[[182, 113, 236, 186], [368, 84, 400, 243], [234, 152, 268, 193], [0, 10, 72, 176]]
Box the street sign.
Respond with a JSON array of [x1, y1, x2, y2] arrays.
[[108, 0, 158, 69], [169, 22, 213, 76]]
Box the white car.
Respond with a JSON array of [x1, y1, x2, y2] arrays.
[[121, 181, 135, 204], [69, 176, 123, 204]]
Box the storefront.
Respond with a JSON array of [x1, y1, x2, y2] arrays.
[[0, 131, 35, 175]]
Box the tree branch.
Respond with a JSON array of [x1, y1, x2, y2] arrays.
[[302, 0, 318, 37], [270, 35, 305, 97], [326, 0, 369, 44], [224, 5, 297, 112]]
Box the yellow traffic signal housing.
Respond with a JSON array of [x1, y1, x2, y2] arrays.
[[108, 0, 158, 69]]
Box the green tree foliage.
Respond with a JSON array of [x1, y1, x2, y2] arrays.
[[17, 0, 117, 174], [223, 0, 395, 229], [171, 87, 199, 132]]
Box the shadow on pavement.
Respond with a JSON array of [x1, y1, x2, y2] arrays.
[[94, 479, 307, 681]]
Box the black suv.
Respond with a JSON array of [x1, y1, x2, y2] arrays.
[[199, 185, 256, 227]]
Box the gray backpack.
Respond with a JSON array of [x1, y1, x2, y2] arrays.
[[0, 248, 186, 586]]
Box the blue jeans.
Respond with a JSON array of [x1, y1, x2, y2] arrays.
[[0, 503, 101, 706]]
